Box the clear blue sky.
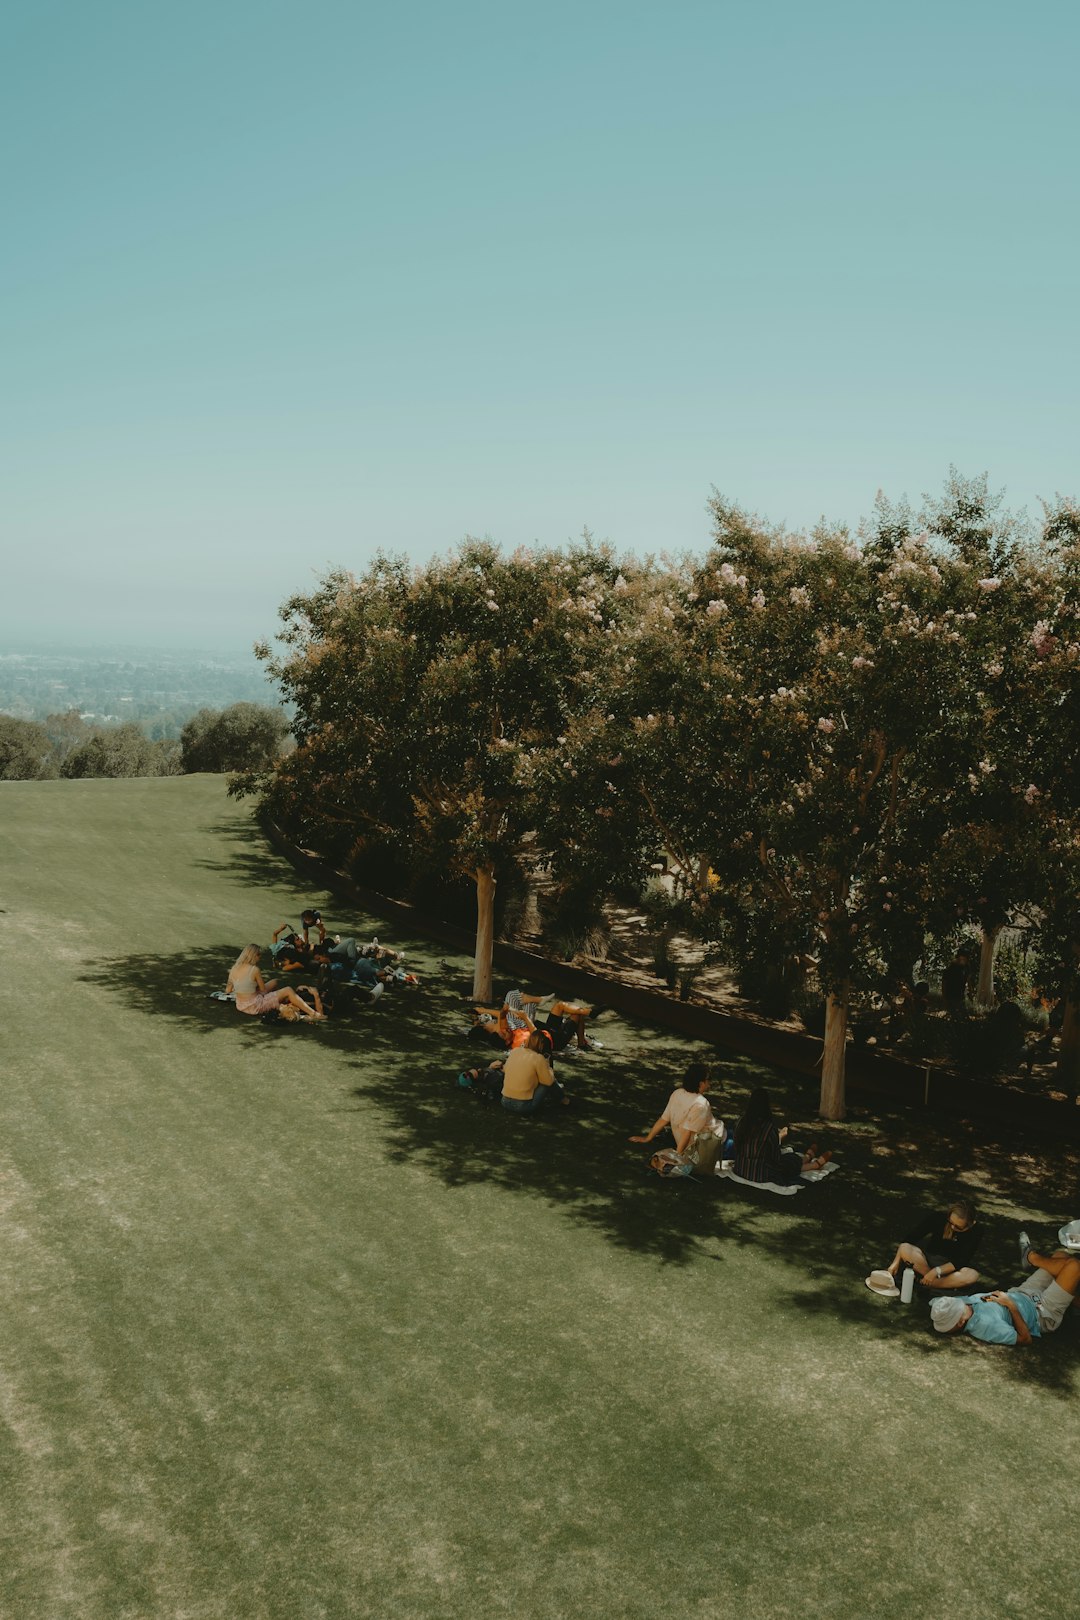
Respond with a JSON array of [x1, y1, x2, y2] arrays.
[[2, 0, 1078, 649]]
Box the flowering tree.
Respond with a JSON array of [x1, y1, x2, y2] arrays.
[[243, 539, 645, 1001], [571, 488, 1040, 1119]]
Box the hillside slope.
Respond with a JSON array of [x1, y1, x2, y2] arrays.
[[0, 777, 1076, 1620]]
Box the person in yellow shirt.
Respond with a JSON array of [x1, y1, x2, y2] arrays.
[[501, 1030, 569, 1114]]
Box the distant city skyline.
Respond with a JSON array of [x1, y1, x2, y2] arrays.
[[3, 1, 1078, 648]]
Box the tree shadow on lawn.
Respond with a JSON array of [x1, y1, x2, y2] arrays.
[[77, 942, 393, 1046], [190, 821, 306, 893], [79, 943, 1080, 1384]]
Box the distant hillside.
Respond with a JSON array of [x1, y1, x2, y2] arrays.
[[0, 643, 281, 736]]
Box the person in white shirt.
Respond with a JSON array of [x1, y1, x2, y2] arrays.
[[629, 1064, 724, 1172]]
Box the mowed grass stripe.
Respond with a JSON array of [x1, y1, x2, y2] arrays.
[[0, 777, 1076, 1619]]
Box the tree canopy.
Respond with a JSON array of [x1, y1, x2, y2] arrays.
[[244, 478, 1080, 1115]]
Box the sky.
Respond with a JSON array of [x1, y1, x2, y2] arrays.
[[2, 0, 1078, 651]]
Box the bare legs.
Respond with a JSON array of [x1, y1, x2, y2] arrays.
[[277, 986, 323, 1021], [548, 1000, 593, 1049], [885, 1243, 979, 1290], [1026, 1249, 1080, 1297]]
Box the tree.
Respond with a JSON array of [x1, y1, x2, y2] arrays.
[[181, 703, 290, 773], [0, 717, 55, 780], [570, 489, 1028, 1119], [244, 540, 646, 1002], [61, 724, 166, 779]]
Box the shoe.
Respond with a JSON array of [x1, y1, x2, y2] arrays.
[[1018, 1229, 1032, 1269], [865, 1274, 900, 1297]]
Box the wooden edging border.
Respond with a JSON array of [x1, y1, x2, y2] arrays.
[[260, 815, 1079, 1138]]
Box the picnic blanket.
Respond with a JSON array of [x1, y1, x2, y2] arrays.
[[716, 1152, 839, 1196]]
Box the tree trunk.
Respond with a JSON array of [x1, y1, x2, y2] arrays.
[[819, 989, 849, 1121], [975, 924, 1002, 1010], [1057, 997, 1080, 1096], [472, 864, 497, 1003]]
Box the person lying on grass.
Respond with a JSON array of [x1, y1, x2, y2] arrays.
[[866, 1200, 980, 1296], [270, 924, 316, 972], [518, 992, 604, 1052], [322, 934, 406, 967], [629, 1064, 727, 1174], [930, 1232, 1080, 1345], [732, 1085, 831, 1184], [468, 990, 601, 1053], [459, 1060, 506, 1101], [227, 945, 324, 1022], [501, 1030, 570, 1114], [467, 990, 536, 1050], [309, 941, 393, 996]]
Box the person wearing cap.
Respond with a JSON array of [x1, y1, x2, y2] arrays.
[[930, 1233, 1080, 1344]]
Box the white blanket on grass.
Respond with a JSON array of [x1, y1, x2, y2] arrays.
[[716, 1153, 839, 1196]]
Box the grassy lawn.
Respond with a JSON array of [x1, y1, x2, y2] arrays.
[[1, 775, 1077, 1620]]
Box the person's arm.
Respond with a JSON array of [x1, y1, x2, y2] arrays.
[[272, 922, 292, 944], [984, 1291, 1032, 1346], [630, 1113, 671, 1145], [253, 969, 266, 993]]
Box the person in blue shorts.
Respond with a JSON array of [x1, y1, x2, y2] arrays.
[[930, 1232, 1080, 1345]]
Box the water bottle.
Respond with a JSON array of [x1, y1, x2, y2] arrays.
[[900, 1266, 915, 1304]]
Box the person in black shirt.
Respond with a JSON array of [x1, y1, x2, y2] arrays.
[[867, 1200, 981, 1295]]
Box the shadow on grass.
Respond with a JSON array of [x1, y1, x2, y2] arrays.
[[190, 820, 304, 892], [80, 942, 1080, 1393]]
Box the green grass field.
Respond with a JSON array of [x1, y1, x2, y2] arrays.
[[2, 776, 1077, 1620]]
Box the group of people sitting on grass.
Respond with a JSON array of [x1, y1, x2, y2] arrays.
[[225, 906, 418, 1025], [458, 989, 607, 1111], [621, 1067, 1079, 1348], [628, 1070, 832, 1181]]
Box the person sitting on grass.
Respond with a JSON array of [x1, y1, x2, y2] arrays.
[[629, 1064, 726, 1173], [501, 1030, 569, 1115], [300, 908, 327, 944], [226, 945, 324, 1022], [866, 1200, 980, 1296], [930, 1232, 1080, 1345], [732, 1085, 831, 1185]]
